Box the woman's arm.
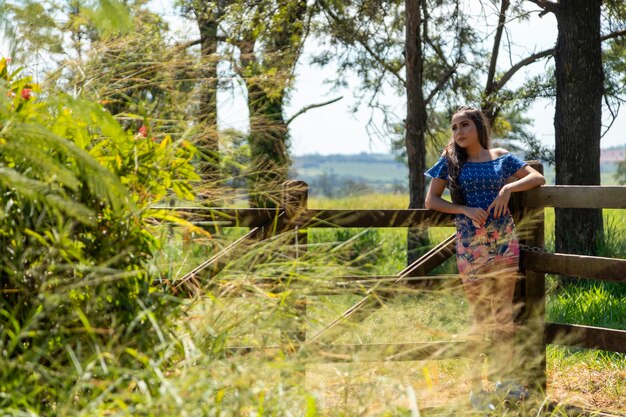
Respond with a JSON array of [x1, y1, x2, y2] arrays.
[[488, 165, 546, 218], [425, 178, 489, 226]]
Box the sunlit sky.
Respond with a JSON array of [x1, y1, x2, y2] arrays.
[[194, 1, 625, 155], [3, 1, 625, 155]]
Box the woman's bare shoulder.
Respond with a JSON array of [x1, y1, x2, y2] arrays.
[[491, 148, 509, 157]]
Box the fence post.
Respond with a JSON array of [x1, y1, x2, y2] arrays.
[[281, 180, 308, 347], [516, 161, 547, 396]]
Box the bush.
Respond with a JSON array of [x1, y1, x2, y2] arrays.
[[0, 57, 199, 413]]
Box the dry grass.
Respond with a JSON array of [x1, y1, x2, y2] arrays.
[[548, 356, 626, 415], [156, 194, 626, 416], [306, 360, 471, 414]]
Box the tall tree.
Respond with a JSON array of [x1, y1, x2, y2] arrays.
[[316, 0, 485, 264], [404, 0, 429, 262], [226, 0, 309, 208], [554, 0, 604, 256], [528, 0, 625, 256], [404, 0, 426, 211], [480, 0, 626, 164], [180, 0, 227, 186]]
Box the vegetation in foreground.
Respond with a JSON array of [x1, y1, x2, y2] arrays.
[[1, 1, 624, 415], [148, 192, 625, 416], [1, 89, 624, 416]]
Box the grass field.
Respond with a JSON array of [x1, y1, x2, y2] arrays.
[[302, 193, 626, 415], [156, 192, 625, 416]]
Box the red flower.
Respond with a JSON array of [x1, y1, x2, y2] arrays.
[[21, 88, 32, 100], [138, 125, 148, 137]]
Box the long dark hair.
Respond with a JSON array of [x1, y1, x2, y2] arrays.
[[445, 106, 491, 204]]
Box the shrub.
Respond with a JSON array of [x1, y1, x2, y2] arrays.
[[0, 57, 199, 413]]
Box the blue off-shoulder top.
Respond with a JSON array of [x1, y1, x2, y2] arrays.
[[424, 152, 528, 210]]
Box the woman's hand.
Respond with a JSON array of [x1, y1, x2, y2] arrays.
[[487, 186, 512, 218], [462, 206, 489, 227]]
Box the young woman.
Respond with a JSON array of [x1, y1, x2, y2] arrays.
[[424, 106, 545, 409]]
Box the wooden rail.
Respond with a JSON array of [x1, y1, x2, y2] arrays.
[[169, 207, 456, 228], [546, 323, 626, 354], [525, 252, 626, 283], [522, 185, 626, 208]]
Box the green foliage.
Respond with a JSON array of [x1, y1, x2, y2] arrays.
[[0, 0, 133, 62], [547, 278, 626, 330], [615, 158, 626, 185], [0, 57, 199, 413]]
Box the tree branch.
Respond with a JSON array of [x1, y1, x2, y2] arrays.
[[493, 29, 626, 92], [425, 65, 457, 106], [285, 96, 343, 125], [319, 0, 406, 86], [602, 29, 626, 43], [526, 0, 559, 17], [174, 36, 227, 52], [486, 0, 510, 95], [493, 48, 553, 92]]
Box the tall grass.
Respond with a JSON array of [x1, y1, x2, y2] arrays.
[[137, 192, 626, 415], [304, 194, 626, 414], [11, 191, 618, 415]]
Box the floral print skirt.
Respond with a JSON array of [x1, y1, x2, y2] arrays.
[[455, 215, 520, 282]]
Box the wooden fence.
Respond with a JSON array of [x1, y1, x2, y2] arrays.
[[164, 163, 626, 405]]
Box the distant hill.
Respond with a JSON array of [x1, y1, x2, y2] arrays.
[[290, 153, 408, 196], [291, 148, 624, 196], [292, 153, 407, 182]]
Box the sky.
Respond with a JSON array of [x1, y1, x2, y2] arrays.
[[3, 1, 625, 155], [201, 1, 626, 155]]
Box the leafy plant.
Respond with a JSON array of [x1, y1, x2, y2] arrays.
[[0, 57, 199, 413]]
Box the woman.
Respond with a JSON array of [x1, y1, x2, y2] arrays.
[[424, 106, 545, 410]]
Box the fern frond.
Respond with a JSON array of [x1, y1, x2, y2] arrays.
[[4, 122, 129, 213], [0, 166, 95, 225], [0, 141, 81, 191]]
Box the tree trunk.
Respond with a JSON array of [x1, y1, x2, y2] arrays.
[[482, 0, 510, 127], [246, 82, 290, 208], [405, 0, 429, 266], [241, 1, 306, 208], [195, 8, 221, 186], [554, 0, 604, 258]]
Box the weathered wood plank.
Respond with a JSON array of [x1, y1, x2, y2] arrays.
[[154, 207, 282, 227], [522, 186, 626, 209], [399, 233, 456, 279], [546, 323, 626, 354], [181, 275, 462, 297], [518, 195, 547, 395], [525, 252, 626, 283], [306, 340, 468, 363], [304, 209, 455, 228], [171, 219, 282, 295], [165, 275, 462, 298], [306, 296, 380, 344]]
